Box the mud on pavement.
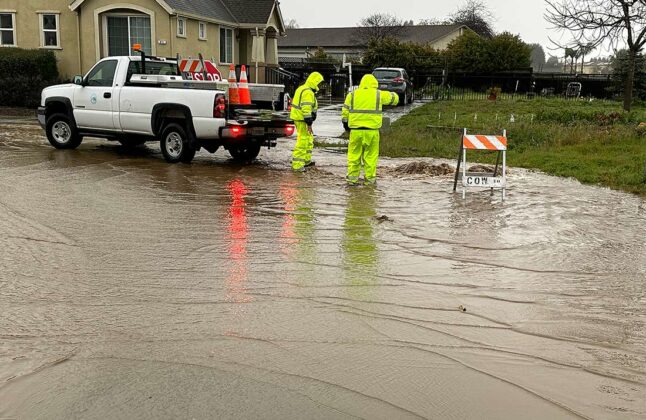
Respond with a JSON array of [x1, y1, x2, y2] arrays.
[[1, 122, 646, 419]]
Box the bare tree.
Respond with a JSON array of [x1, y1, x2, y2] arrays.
[[285, 19, 299, 30], [546, 0, 646, 111], [418, 18, 443, 25], [450, 0, 496, 38], [354, 13, 407, 45]]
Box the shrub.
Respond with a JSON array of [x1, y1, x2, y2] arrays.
[[0, 48, 59, 108]]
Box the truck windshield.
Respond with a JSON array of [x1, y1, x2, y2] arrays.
[[373, 70, 401, 80], [126, 61, 179, 83]]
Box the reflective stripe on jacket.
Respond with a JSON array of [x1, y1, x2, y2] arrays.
[[342, 74, 399, 130]]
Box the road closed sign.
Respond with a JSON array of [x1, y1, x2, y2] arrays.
[[179, 59, 222, 81]]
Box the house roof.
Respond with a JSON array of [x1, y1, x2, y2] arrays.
[[164, 0, 236, 22], [70, 0, 279, 25], [278, 24, 467, 48], [220, 0, 277, 24]]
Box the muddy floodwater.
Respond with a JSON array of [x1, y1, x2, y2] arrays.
[[1, 121, 645, 419]]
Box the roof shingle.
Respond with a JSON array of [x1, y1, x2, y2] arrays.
[[221, 0, 276, 24], [164, 0, 236, 22]]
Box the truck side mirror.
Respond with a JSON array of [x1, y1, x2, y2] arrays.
[[73, 75, 84, 86]]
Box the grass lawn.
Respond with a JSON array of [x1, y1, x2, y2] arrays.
[[381, 98, 646, 195]]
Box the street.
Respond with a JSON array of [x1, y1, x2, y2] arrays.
[[0, 120, 645, 419]]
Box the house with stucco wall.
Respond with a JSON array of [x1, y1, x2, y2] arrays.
[[0, 0, 285, 81]]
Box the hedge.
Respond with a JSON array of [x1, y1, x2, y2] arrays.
[[0, 48, 60, 108]]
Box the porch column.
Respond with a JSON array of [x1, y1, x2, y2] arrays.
[[250, 28, 266, 83], [265, 30, 278, 66]]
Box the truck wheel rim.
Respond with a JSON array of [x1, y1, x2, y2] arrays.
[[165, 132, 183, 158], [52, 121, 71, 144]]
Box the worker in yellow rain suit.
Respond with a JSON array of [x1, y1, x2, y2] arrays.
[[341, 74, 399, 185], [290, 72, 325, 171]]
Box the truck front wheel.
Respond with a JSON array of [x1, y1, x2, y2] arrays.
[[228, 143, 261, 163], [46, 113, 83, 149], [160, 123, 196, 164]]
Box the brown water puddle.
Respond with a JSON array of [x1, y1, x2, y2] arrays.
[[1, 125, 645, 419]]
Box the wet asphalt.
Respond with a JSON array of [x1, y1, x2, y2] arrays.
[[0, 112, 645, 419]]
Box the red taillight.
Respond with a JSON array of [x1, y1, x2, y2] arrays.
[[287, 98, 292, 111], [285, 124, 295, 136], [213, 94, 227, 118], [230, 126, 243, 137], [393, 77, 405, 83]]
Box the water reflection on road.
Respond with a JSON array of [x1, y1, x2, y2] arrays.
[[343, 188, 378, 300], [0, 125, 645, 419]]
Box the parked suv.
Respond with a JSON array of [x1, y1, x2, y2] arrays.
[[372, 68, 414, 105]]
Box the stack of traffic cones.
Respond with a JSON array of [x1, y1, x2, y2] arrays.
[[238, 65, 252, 105], [227, 64, 240, 105]]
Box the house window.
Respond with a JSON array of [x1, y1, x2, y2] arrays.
[[198, 22, 207, 40], [220, 27, 233, 63], [40, 14, 60, 48], [0, 12, 16, 46], [106, 15, 151, 56], [177, 17, 186, 38]]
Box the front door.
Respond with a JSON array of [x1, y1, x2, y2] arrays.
[[73, 59, 118, 130]]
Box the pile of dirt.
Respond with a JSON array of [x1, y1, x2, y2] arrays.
[[468, 164, 495, 173], [389, 162, 454, 176]]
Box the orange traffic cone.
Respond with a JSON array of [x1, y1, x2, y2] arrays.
[[238, 65, 252, 105], [227, 64, 240, 105]]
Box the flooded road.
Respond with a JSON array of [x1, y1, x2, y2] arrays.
[[1, 121, 645, 419]]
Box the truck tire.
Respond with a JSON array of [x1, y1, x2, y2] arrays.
[[46, 113, 83, 149], [160, 123, 196, 164], [229, 143, 261, 163]]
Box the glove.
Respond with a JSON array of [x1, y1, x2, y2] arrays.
[[343, 121, 350, 132], [304, 117, 314, 126], [312, 111, 318, 122]]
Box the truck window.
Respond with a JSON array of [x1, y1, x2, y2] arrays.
[[126, 61, 179, 83], [86, 60, 118, 87]]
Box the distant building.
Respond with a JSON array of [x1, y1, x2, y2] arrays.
[[0, 0, 286, 80], [278, 24, 469, 60]]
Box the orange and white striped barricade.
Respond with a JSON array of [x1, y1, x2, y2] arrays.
[[179, 58, 223, 81], [453, 128, 508, 201]]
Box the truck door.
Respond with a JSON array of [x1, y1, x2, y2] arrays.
[[73, 59, 118, 130]]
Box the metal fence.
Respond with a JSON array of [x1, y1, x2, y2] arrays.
[[275, 59, 616, 101]]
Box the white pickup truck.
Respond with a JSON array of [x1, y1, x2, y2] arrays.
[[37, 54, 294, 163]]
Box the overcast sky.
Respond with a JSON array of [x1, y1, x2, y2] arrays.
[[279, 0, 582, 57]]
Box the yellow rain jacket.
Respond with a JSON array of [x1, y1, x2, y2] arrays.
[[342, 75, 399, 185], [342, 74, 399, 129], [290, 72, 324, 125]]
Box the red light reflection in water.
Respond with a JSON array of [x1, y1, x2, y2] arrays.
[[226, 179, 252, 304]]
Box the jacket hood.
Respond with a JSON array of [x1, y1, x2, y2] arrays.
[[359, 74, 378, 89], [305, 72, 324, 90]]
